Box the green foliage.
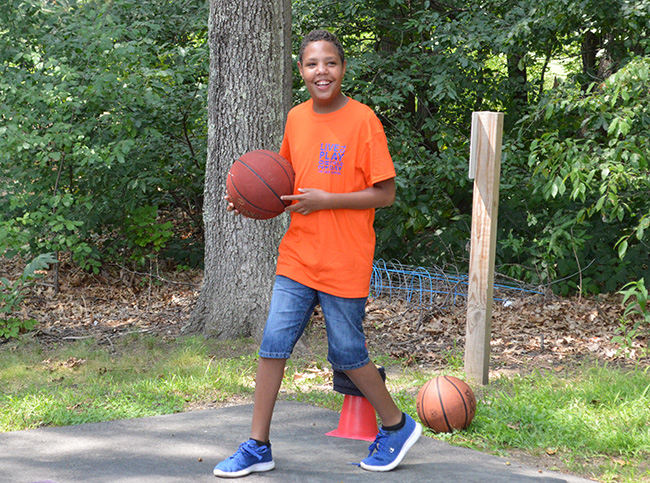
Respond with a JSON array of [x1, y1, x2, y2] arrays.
[[2, 0, 650, 293], [122, 205, 174, 264], [525, 57, 650, 293], [0, 0, 208, 270], [0, 253, 58, 339], [293, 0, 650, 293], [613, 279, 650, 356]]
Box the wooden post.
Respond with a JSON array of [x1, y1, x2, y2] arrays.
[[465, 112, 504, 385]]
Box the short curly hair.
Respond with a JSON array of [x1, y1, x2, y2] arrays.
[[298, 30, 345, 64]]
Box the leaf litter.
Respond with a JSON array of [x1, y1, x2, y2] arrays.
[[1, 256, 648, 371]]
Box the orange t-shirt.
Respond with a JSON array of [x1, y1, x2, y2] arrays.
[[277, 98, 396, 298]]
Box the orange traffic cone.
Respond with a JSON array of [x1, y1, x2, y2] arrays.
[[326, 368, 386, 442], [326, 394, 378, 442]]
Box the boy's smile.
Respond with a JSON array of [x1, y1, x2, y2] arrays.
[[298, 40, 347, 114]]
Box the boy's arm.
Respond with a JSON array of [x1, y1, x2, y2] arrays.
[[282, 177, 395, 216]]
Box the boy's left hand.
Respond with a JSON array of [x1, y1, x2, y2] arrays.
[[282, 179, 395, 215], [282, 188, 328, 215]]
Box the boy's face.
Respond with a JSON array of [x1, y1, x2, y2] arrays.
[[298, 40, 347, 113]]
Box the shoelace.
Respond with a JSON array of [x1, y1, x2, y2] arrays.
[[230, 441, 263, 462], [366, 429, 389, 456]]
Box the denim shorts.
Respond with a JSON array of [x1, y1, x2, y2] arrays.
[[259, 275, 370, 371]]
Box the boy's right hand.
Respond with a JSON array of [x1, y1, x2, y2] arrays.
[[224, 194, 240, 216]]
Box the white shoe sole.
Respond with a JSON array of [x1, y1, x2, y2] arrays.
[[213, 460, 276, 478], [360, 422, 423, 472]]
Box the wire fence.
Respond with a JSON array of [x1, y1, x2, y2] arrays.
[[370, 259, 543, 309]]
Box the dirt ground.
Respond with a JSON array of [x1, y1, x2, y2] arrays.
[[3, 257, 648, 371]]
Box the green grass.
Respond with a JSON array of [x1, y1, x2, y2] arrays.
[[1, 335, 649, 482], [0, 335, 258, 430], [460, 365, 650, 481]]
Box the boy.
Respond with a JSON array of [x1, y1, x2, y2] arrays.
[[214, 29, 421, 478]]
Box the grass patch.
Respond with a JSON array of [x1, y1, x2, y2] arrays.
[[422, 363, 650, 482], [0, 335, 258, 430], [1, 336, 649, 482]]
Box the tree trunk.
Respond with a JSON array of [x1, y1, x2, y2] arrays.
[[184, 0, 292, 339], [507, 52, 527, 110], [581, 31, 600, 85]]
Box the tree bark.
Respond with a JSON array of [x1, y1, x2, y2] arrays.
[[184, 0, 292, 339], [581, 31, 600, 85], [507, 52, 527, 108]]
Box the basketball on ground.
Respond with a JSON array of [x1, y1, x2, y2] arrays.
[[226, 150, 295, 219], [416, 376, 476, 433]]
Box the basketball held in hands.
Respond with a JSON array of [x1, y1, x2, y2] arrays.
[[226, 150, 295, 220]]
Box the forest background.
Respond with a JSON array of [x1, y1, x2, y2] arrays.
[[1, 0, 649, 307], [2, 4, 650, 480]]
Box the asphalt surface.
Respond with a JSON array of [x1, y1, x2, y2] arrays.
[[1, 401, 595, 483]]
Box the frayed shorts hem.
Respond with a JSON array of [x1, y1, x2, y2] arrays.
[[258, 351, 292, 360], [327, 356, 371, 372]]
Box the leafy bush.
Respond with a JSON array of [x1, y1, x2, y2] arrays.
[[293, 0, 650, 294], [524, 57, 650, 293], [2, 0, 649, 295], [613, 278, 650, 356], [0, 0, 208, 270], [0, 253, 58, 339]]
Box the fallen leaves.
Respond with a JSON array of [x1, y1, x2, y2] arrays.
[[42, 356, 87, 371], [362, 293, 648, 370], [292, 366, 332, 382], [1, 257, 201, 346], [2, 256, 648, 372]]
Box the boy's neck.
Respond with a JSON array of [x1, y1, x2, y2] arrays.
[[312, 94, 349, 114]]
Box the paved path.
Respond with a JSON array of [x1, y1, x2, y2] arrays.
[[1, 401, 594, 483]]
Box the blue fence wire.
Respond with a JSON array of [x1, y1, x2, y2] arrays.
[[370, 259, 543, 309]]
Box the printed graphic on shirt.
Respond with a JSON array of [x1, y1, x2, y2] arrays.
[[319, 143, 346, 175]]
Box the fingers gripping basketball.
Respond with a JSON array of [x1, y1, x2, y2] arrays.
[[226, 150, 295, 219]]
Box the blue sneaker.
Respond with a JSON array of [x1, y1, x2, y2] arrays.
[[360, 414, 422, 472], [213, 439, 275, 478]]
